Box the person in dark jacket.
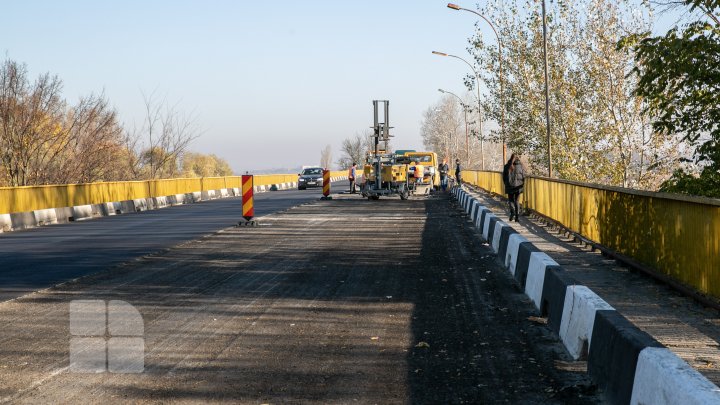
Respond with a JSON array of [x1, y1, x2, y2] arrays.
[[438, 158, 450, 191], [502, 154, 525, 222], [455, 159, 462, 188]]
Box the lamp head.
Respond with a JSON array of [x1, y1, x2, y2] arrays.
[[447, 3, 461, 10], [432, 51, 448, 57]]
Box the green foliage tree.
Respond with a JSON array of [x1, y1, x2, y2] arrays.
[[467, 0, 684, 188], [621, 1, 720, 197]]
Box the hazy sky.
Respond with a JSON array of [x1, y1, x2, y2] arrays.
[[1, 1, 680, 173]]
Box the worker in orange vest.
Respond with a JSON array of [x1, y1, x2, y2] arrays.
[[414, 161, 424, 183]]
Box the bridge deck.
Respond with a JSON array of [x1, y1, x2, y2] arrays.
[[0, 193, 603, 403]]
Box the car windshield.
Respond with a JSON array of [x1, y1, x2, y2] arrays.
[[302, 168, 322, 175]]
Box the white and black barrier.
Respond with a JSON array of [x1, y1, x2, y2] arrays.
[[451, 186, 720, 405]]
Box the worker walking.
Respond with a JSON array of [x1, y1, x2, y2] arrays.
[[439, 158, 449, 192], [455, 159, 462, 188], [348, 162, 357, 193]]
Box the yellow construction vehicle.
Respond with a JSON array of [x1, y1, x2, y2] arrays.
[[360, 101, 439, 200]]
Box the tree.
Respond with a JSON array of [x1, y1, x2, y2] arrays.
[[0, 58, 130, 186], [466, 0, 683, 188], [421, 96, 463, 165], [621, 0, 720, 197], [125, 91, 200, 179], [337, 131, 373, 169], [180, 152, 233, 177], [320, 144, 332, 169]]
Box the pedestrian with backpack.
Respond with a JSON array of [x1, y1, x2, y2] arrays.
[[502, 154, 525, 222]]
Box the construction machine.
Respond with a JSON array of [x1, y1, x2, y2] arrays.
[[360, 101, 438, 200]]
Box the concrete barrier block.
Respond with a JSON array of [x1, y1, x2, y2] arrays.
[[471, 203, 485, 224], [482, 213, 497, 241], [630, 347, 720, 405], [559, 285, 615, 360], [10, 211, 36, 230], [190, 192, 201, 202], [219, 188, 229, 197], [0, 213, 12, 232], [90, 203, 108, 217], [525, 252, 559, 311], [111, 201, 123, 215], [504, 233, 529, 275], [497, 226, 519, 267], [464, 196, 472, 212], [33, 208, 58, 226], [72, 205, 94, 221], [102, 202, 115, 216], [168, 194, 182, 205], [200, 190, 216, 200], [490, 220, 507, 253], [541, 266, 580, 335], [54, 207, 73, 223], [469, 200, 479, 219], [587, 310, 663, 405], [153, 196, 168, 209], [477, 208, 490, 232], [117, 200, 135, 214], [514, 242, 542, 288], [133, 199, 148, 212]]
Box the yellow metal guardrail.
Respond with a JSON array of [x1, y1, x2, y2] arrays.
[[462, 170, 720, 299], [0, 172, 348, 215]]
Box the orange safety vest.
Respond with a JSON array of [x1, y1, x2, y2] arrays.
[[414, 164, 424, 179]]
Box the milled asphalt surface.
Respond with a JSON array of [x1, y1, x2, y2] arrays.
[[0, 191, 604, 404], [0, 184, 340, 302], [463, 185, 720, 385]]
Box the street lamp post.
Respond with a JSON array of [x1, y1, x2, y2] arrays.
[[432, 50, 484, 170], [447, 3, 505, 165], [542, 0, 552, 177], [438, 89, 469, 164]]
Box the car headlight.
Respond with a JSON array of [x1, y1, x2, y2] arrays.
[[299, 178, 306, 182]]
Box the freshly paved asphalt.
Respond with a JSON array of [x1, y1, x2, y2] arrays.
[[0, 183, 343, 302]]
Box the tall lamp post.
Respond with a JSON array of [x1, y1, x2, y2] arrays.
[[541, 0, 552, 177], [438, 89, 469, 164], [432, 50, 484, 170], [446, 3, 506, 165]]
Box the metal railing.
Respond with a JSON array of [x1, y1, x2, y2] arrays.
[[461, 170, 720, 300]]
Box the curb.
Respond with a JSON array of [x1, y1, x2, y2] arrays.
[[451, 186, 720, 405]]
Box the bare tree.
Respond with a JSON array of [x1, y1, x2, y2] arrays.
[[0, 59, 65, 186], [320, 144, 332, 169], [126, 91, 201, 179], [48, 93, 126, 184], [0, 59, 131, 186], [336, 131, 373, 169]]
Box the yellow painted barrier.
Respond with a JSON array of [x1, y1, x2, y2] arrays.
[[0, 173, 317, 215], [463, 170, 720, 299]]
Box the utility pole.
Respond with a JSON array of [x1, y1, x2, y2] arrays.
[[542, 0, 552, 177]]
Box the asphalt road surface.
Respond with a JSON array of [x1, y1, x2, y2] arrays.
[[0, 183, 341, 302], [0, 192, 604, 404]]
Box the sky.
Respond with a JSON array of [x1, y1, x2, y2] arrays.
[[2, 0, 490, 173], [1, 1, 684, 173]]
